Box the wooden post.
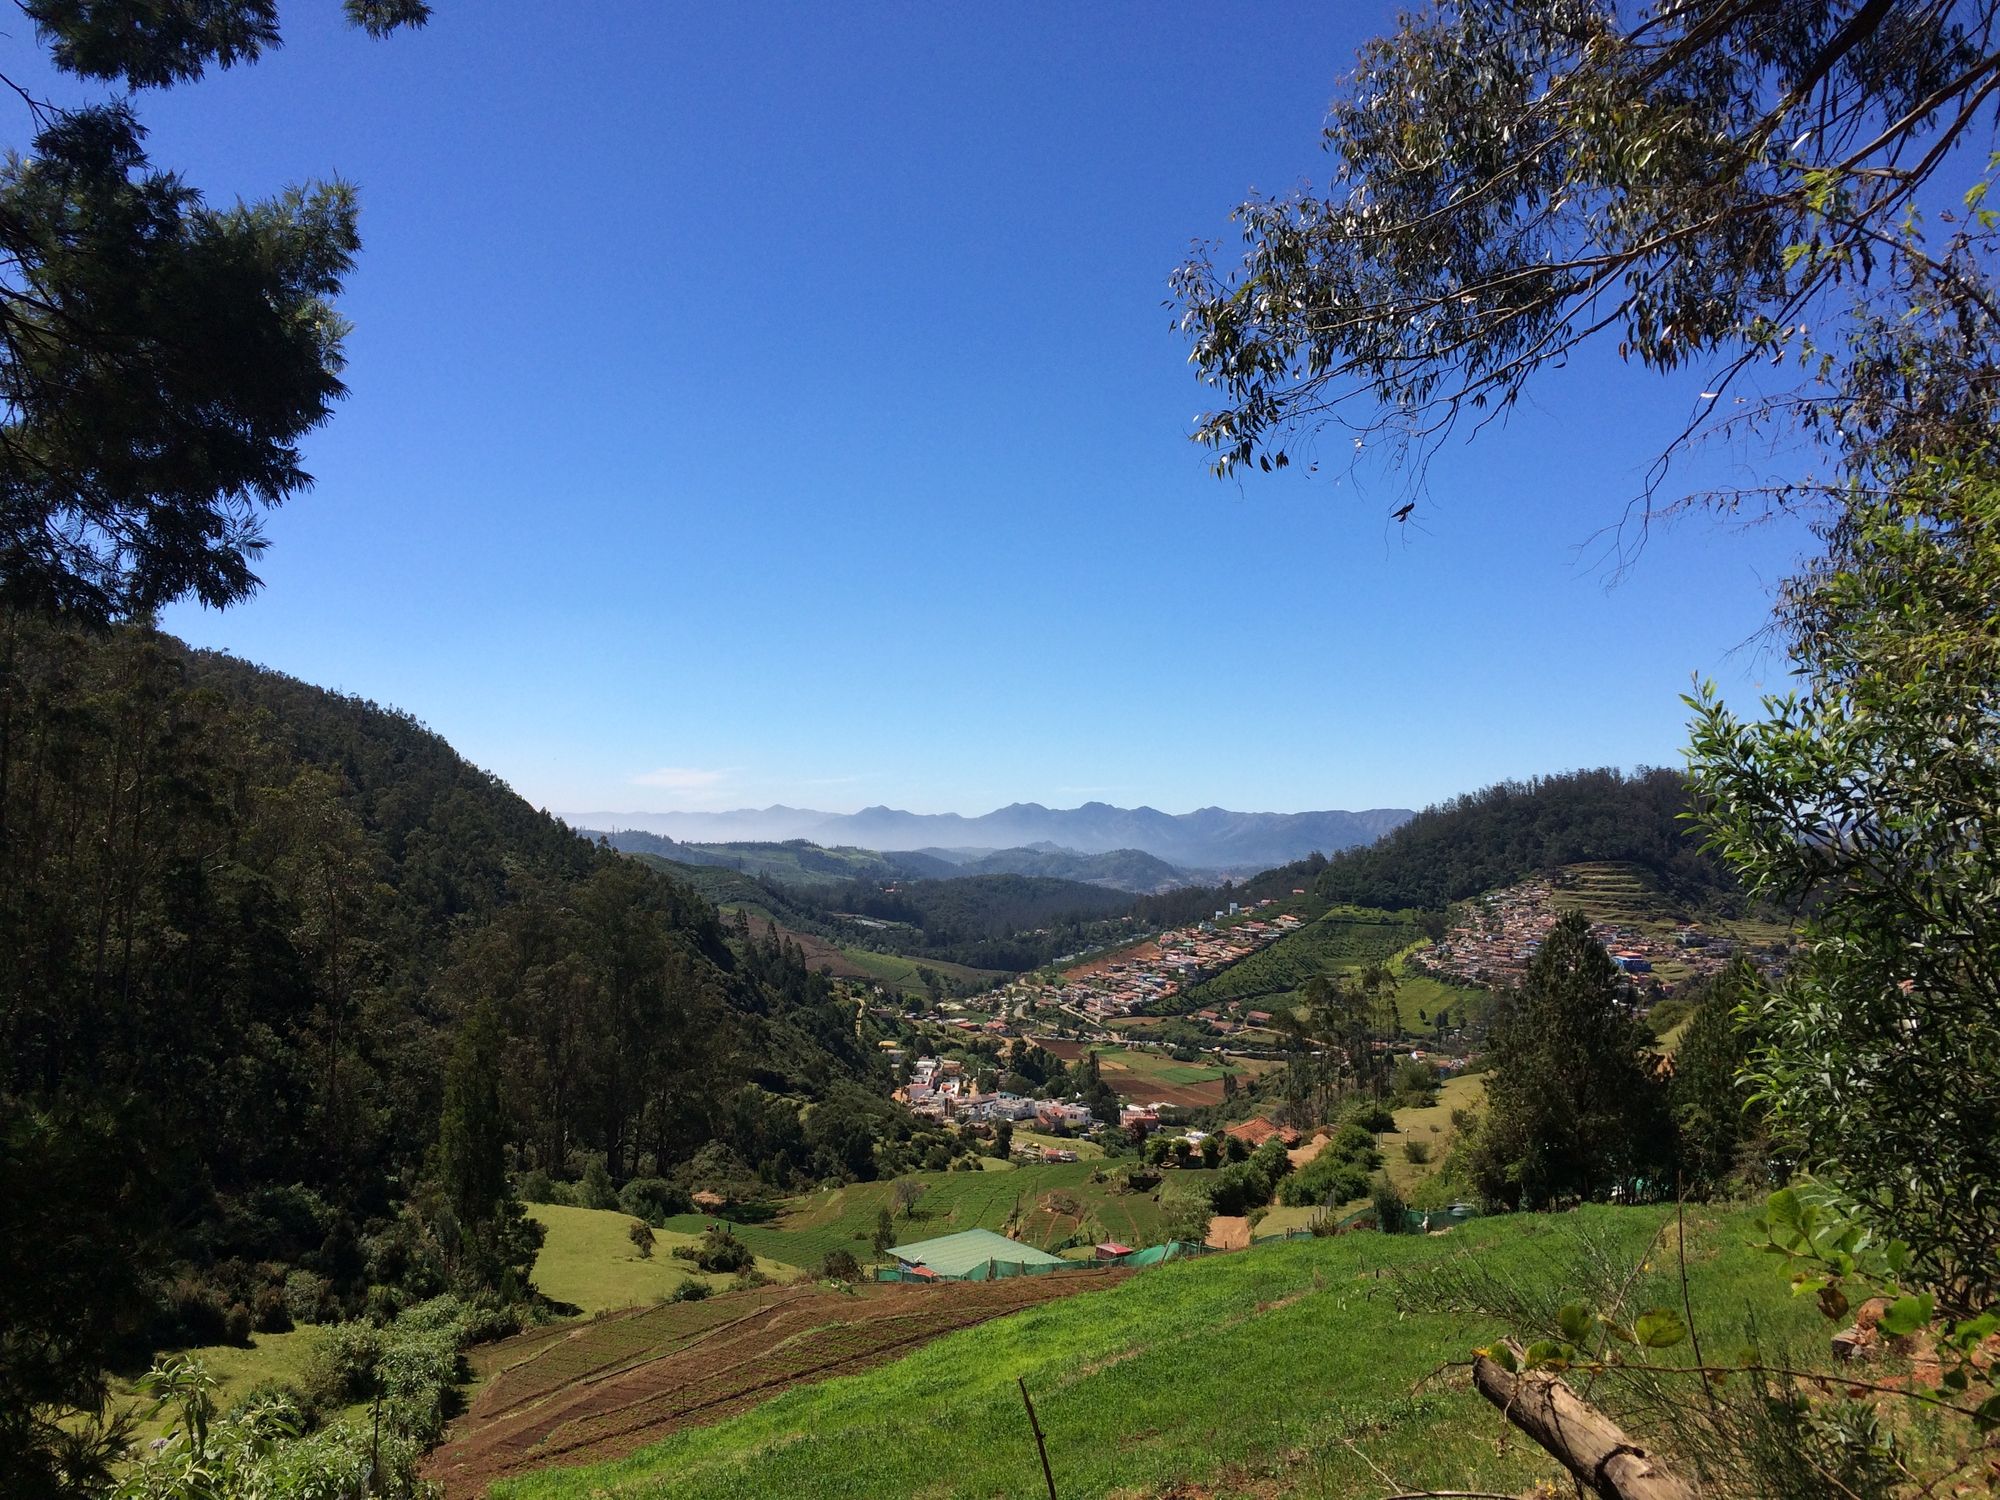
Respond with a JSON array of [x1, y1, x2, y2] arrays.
[[1470, 1346, 1696, 1500], [1018, 1376, 1058, 1500]]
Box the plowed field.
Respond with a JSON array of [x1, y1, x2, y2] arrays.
[[425, 1270, 1130, 1497]]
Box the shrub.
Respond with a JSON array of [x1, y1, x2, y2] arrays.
[[1402, 1140, 1432, 1165], [517, 1167, 560, 1203], [1329, 1123, 1376, 1157], [229, 1378, 316, 1433], [301, 1321, 385, 1409], [251, 1285, 292, 1334], [577, 1158, 618, 1211], [1346, 1103, 1396, 1133], [628, 1220, 655, 1258], [619, 1177, 693, 1225], [283, 1268, 330, 1327], [223, 1302, 254, 1346], [1279, 1155, 1370, 1209], [671, 1225, 752, 1274], [1371, 1177, 1410, 1233], [669, 1279, 711, 1302], [818, 1249, 862, 1280], [1207, 1161, 1274, 1217]]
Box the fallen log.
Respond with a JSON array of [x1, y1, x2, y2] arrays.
[[1470, 1345, 1697, 1500]]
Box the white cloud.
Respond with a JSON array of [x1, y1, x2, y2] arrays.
[[630, 766, 731, 790]]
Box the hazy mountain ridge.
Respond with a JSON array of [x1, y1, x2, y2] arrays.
[[583, 829, 1199, 894], [573, 800, 1413, 872]]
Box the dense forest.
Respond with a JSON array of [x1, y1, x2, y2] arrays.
[[1309, 768, 1738, 912], [0, 616, 893, 1373], [810, 873, 1135, 969]]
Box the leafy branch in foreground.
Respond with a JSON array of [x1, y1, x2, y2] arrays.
[[1173, 0, 2000, 528]]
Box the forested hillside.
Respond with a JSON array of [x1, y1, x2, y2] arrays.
[[816, 873, 1134, 969], [1312, 768, 1736, 911], [0, 617, 889, 1371]]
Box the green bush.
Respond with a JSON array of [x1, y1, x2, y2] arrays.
[[577, 1158, 619, 1211], [669, 1279, 711, 1302], [672, 1225, 753, 1274], [1402, 1140, 1432, 1165], [283, 1268, 330, 1327], [818, 1249, 862, 1280], [1278, 1156, 1369, 1208], [1371, 1177, 1410, 1233], [1207, 1161, 1274, 1217], [520, 1168, 560, 1208], [300, 1321, 385, 1409]]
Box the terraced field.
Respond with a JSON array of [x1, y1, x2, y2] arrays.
[[1177, 908, 1419, 1009], [428, 1271, 1130, 1496]]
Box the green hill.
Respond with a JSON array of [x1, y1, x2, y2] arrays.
[[489, 1203, 1820, 1500], [1, 618, 891, 1361], [1314, 767, 1739, 912]]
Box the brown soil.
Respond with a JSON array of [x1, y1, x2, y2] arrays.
[[1204, 1216, 1251, 1251], [1063, 940, 1162, 981], [1093, 1057, 1223, 1109], [425, 1270, 1131, 1497]]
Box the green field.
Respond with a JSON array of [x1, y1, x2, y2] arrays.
[[103, 1328, 334, 1445], [526, 1205, 800, 1314], [1385, 971, 1491, 1033], [1179, 909, 1420, 1010], [661, 1161, 1218, 1269], [1010, 1129, 1104, 1160], [494, 1202, 1823, 1500]]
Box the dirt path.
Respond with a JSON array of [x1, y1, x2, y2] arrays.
[[426, 1270, 1132, 1498]]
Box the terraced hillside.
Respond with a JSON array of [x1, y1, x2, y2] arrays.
[[490, 1203, 1824, 1500], [1172, 907, 1419, 1010], [428, 1272, 1129, 1496]]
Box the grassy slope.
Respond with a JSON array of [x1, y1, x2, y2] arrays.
[[494, 1203, 1819, 1500], [526, 1205, 799, 1314], [1178, 908, 1419, 1010], [104, 1329, 333, 1445]]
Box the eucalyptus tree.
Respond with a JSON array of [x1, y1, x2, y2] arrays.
[[1172, 0, 2000, 523]]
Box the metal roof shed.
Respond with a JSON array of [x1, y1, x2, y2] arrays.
[[888, 1227, 1067, 1279]]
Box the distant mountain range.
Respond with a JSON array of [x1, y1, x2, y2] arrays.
[[569, 801, 1413, 875], [583, 830, 1201, 894]]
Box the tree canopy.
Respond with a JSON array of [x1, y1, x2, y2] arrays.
[[1173, 0, 2000, 519], [0, 0, 429, 623], [1469, 910, 1672, 1209]]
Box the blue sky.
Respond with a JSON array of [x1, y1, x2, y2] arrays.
[[49, 2, 1816, 816]]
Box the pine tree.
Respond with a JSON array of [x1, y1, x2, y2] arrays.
[[1469, 911, 1672, 1210]]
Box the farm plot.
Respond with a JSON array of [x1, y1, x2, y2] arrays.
[[661, 1161, 1217, 1269], [426, 1271, 1131, 1497], [1177, 910, 1419, 1009]]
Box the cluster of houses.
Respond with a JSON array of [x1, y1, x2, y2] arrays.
[[1034, 901, 1307, 1023], [895, 1055, 1096, 1135], [1409, 877, 1776, 994]]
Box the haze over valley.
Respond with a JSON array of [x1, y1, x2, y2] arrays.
[[573, 800, 1414, 880]]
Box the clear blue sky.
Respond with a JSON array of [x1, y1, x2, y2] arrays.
[[55, 2, 1813, 817]]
